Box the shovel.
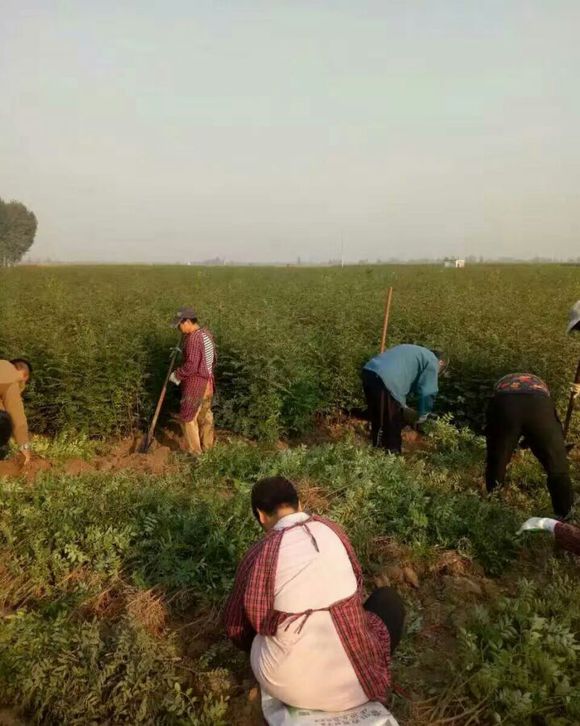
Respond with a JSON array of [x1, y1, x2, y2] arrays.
[[140, 339, 182, 453], [563, 357, 580, 445], [376, 286, 393, 446]]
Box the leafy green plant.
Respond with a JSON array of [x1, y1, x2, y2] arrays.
[[453, 570, 580, 724], [0, 611, 228, 725]]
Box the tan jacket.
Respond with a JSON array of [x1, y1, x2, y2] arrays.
[[0, 360, 29, 446]]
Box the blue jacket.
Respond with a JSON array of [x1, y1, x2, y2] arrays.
[[364, 344, 440, 416]]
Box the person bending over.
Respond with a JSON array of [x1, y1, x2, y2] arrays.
[[361, 344, 447, 454], [0, 358, 32, 465], [223, 476, 405, 711], [486, 373, 574, 519]]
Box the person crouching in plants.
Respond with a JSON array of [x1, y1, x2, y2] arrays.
[[0, 358, 33, 465], [361, 344, 448, 454], [485, 373, 575, 520], [168, 307, 216, 455], [223, 476, 405, 712]]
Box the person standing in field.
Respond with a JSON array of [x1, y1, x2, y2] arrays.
[[0, 358, 33, 465], [169, 307, 216, 455], [223, 476, 405, 711], [485, 373, 574, 519], [361, 344, 447, 454]]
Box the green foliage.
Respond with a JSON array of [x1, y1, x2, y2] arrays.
[[0, 611, 227, 725], [1, 264, 579, 439], [0, 441, 523, 617], [0, 198, 37, 266], [455, 569, 580, 724], [0, 437, 576, 723], [17, 432, 99, 461]]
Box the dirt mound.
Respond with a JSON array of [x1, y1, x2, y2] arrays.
[[64, 459, 95, 476], [0, 458, 52, 481], [0, 435, 175, 483], [95, 441, 172, 476]]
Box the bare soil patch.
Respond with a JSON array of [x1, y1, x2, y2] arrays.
[[0, 434, 176, 482]]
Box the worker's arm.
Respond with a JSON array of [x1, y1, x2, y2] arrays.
[[415, 361, 439, 418], [518, 517, 580, 556], [223, 544, 260, 652], [2, 383, 29, 447]]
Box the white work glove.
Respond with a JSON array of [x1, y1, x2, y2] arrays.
[[571, 383, 580, 399], [517, 516, 558, 535], [169, 372, 180, 386]]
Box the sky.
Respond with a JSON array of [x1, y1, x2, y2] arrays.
[[1, 1, 579, 263]]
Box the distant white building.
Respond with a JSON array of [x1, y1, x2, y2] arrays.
[[443, 258, 466, 268]]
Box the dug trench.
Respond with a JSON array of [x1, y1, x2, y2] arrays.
[[0, 420, 426, 484], [0, 433, 177, 481]]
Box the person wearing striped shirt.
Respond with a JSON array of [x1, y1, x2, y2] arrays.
[[169, 307, 216, 454]]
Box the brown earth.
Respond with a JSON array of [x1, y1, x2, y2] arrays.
[[0, 435, 175, 482], [0, 709, 24, 726]]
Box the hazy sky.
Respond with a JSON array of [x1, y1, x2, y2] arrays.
[[1, 1, 579, 262]]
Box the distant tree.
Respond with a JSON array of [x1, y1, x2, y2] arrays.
[[0, 198, 38, 266]]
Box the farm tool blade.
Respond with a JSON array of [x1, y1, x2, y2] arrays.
[[139, 339, 182, 453], [563, 356, 580, 446], [376, 286, 393, 447]]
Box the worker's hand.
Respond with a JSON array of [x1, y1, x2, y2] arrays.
[[517, 516, 558, 535], [20, 446, 32, 466], [169, 372, 180, 386], [571, 383, 580, 399]]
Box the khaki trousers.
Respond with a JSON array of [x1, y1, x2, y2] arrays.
[[182, 396, 214, 454]]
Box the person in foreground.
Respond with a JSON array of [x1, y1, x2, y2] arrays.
[[361, 344, 447, 453], [168, 306, 216, 455], [518, 516, 580, 556], [0, 358, 33, 465], [485, 373, 574, 519], [223, 476, 405, 711]]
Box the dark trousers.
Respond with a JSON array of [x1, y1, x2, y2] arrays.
[[361, 369, 403, 454], [0, 411, 12, 460], [485, 393, 574, 518], [363, 586, 405, 653]]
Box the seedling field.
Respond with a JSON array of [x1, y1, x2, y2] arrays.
[[0, 264, 578, 725]]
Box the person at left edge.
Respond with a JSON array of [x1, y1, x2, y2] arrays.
[[0, 358, 33, 465], [168, 307, 216, 455]]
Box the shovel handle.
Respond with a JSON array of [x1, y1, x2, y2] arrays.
[[142, 340, 183, 452], [563, 357, 580, 440]]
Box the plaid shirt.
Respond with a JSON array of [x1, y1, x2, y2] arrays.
[[175, 328, 216, 422], [223, 515, 391, 703], [555, 522, 580, 556]]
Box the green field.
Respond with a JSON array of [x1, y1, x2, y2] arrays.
[[1, 264, 579, 439], [0, 264, 579, 725]]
